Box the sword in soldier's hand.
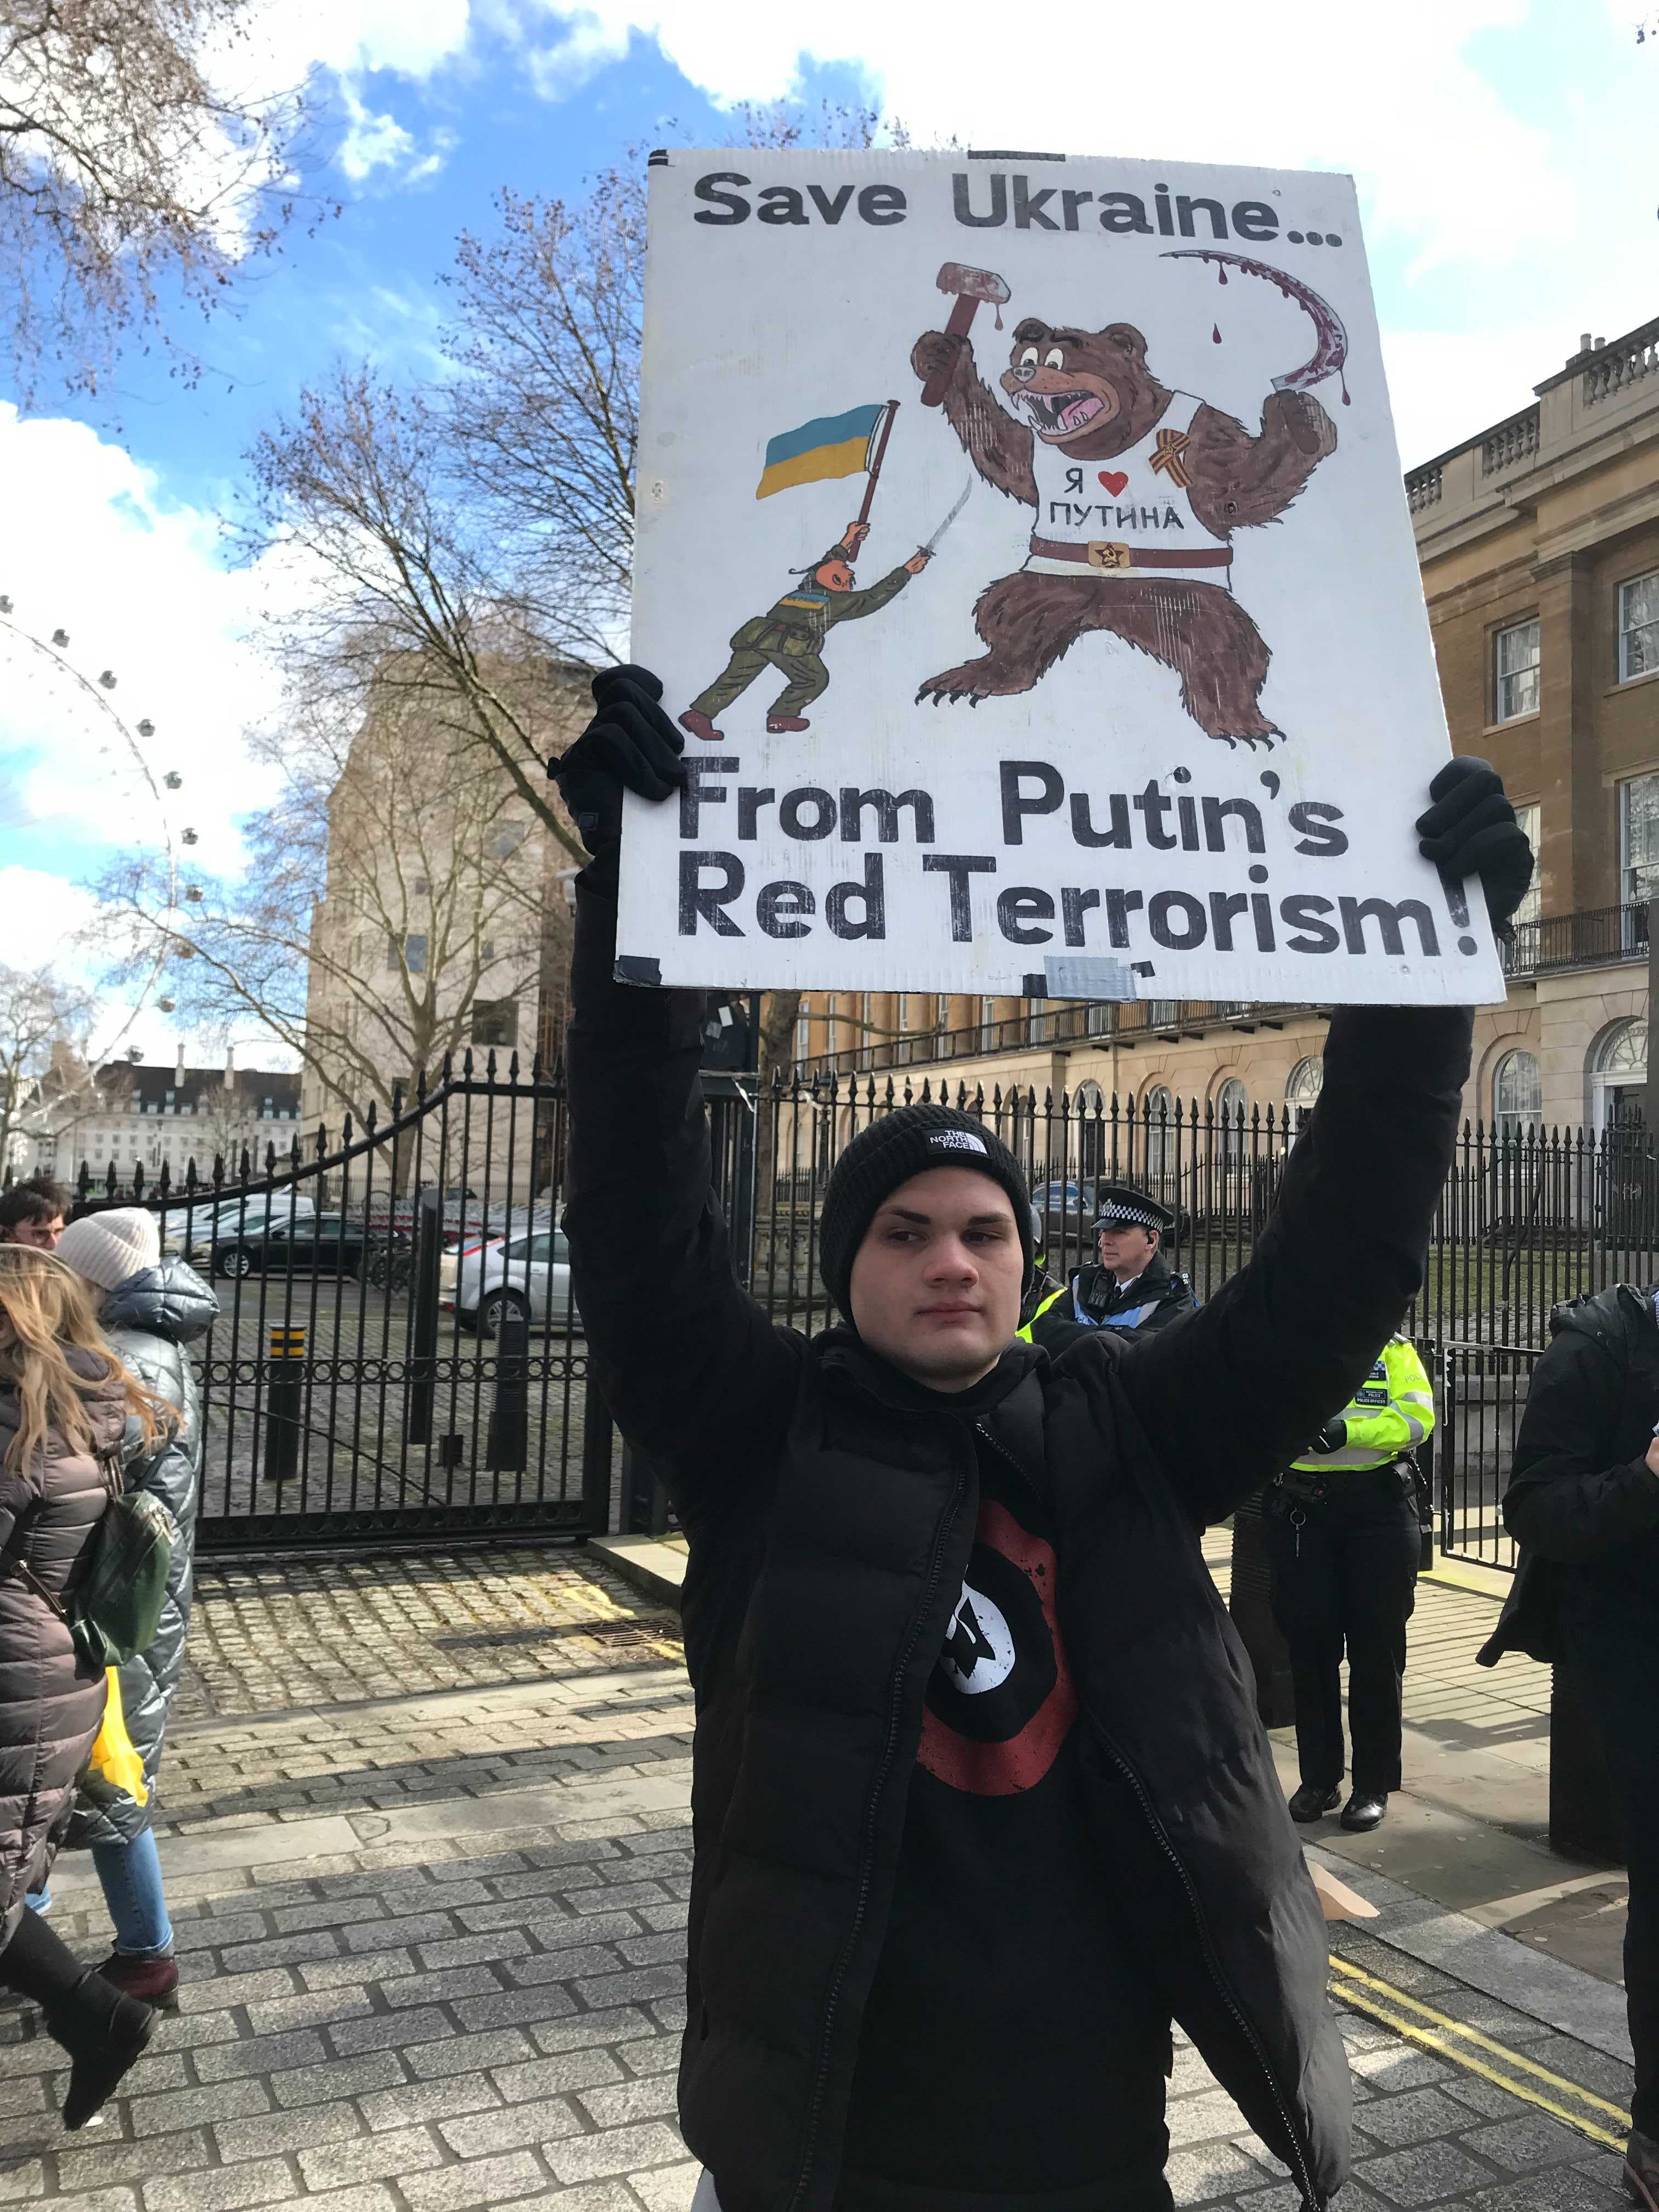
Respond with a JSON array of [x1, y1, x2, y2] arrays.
[[914, 477, 974, 566]]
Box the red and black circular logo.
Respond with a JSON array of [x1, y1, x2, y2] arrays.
[[917, 1500, 1077, 1796]]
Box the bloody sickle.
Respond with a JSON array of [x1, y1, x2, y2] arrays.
[[1160, 249, 1350, 398]]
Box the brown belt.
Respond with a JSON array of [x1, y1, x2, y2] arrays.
[[1028, 537, 1232, 571]]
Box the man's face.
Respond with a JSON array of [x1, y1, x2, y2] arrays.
[[6, 1212, 63, 1251], [848, 1166, 1024, 1391], [817, 560, 854, 593], [1096, 1220, 1155, 1284]]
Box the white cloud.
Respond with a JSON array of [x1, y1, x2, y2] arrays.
[[0, 406, 303, 1064]]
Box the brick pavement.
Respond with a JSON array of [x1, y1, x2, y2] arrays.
[[0, 1543, 1639, 2210]]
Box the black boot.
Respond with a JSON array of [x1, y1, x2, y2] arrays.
[[44, 1968, 159, 2129]]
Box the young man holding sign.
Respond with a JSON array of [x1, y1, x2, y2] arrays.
[[555, 664, 1530, 2212]]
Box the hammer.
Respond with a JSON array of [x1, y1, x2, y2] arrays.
[[920, 263, 1012, 407]]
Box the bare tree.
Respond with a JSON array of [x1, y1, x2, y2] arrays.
[[237, 101, 921, 1091], [0, 962, 98, 1167], [0, 0, 315, 400], [97, 667, 586, 1126]]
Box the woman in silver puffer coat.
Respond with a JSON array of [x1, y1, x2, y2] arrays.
[[54, 1209, 217, 2013]]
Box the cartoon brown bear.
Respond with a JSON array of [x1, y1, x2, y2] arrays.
[[910, 316, 1338, 744]]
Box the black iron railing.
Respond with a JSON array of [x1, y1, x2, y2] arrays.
[[13, 1051, 1659, 1572]]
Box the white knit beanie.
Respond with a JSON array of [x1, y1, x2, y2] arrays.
[[55, 1207, 161, 1294]]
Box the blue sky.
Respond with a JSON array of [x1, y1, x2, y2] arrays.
[[1, 0, 1653, 1064]]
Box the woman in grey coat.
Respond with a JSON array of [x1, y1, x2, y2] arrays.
[[54, 1209, 217, 2012]]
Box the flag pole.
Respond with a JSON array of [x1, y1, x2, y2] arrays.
[[854, 401, 899, 532]]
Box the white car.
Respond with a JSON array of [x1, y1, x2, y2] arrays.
[[445, 1226, 579, 1338]]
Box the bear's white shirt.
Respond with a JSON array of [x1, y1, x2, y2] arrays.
[[1023, 391, 1233, 585]]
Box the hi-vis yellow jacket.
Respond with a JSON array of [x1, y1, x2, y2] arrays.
[[1290, 1336, 1435, 1475]]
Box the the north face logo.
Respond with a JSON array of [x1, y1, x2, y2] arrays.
[[927, 1128, 988, 1156]]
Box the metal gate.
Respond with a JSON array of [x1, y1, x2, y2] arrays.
[[77, 1062, 613, 1555], [1437, 1343, 1542, 1572]]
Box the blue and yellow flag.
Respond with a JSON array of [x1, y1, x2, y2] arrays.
[[756, 403, 888, 500]]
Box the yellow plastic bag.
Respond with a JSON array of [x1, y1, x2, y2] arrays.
[[84, 1668, 148, 1808]]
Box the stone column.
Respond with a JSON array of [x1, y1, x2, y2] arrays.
[[1532, 550, 1600, 913]]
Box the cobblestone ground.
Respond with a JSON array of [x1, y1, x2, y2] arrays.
[[0, 1547, 1637, 2210]]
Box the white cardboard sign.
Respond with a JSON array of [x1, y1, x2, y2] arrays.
[[618, 149, 1503, 1007]]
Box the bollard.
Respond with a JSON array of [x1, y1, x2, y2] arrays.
[[404, 1189, 442, 1445], [486, 1304, 528, 1472], [263, 1324, 305, 1485]]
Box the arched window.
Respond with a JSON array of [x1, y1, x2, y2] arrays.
[[1493, 1049, 1541, 1139], [1286, 1056, 1323, 1126], [1075, 1080, 1105, 1180], [1591, 1019, 1647, 1132], [1214, 1076, 1249, 1158], [1138, 1084, 1175, 1200]]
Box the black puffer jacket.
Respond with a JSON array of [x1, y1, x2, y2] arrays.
[[0, 1352, 129, 1946], [66, 1259, 216, 1850], [564, 876, 1471, 2212], [1479, 1284, 1659, 1670]]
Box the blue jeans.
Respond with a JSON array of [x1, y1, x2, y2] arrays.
[[90, 1829, 174, 1959]]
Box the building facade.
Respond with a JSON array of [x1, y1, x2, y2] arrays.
[[14, 1048, 302, 1189], [792, 315, 1659, 1148]]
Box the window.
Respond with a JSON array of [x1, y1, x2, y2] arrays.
[[1620, 776, 1659, 905], [1286, 1056, 1324, 1124], [1493, 1049, 1541, 1139], [795, 996, 811, 1065], [1620, 572, 1659, 683], [979, 995, 997, 1049], [1513, 803, 1541, 929], [471, 998, 518, 1049], [386, 935, 400, 973], [1591, 1019, 1647, 1133], [412, 876, 429, 896], [1214, 1076, 1249, 1153], [481, 940, 494, 963], [404, 934, 428, 975], [490, 823, 528, 860], [1493, 618, 1540, 723], [1075, 1080, 1105, 1180], [1139, 1084, 1176, 1199]]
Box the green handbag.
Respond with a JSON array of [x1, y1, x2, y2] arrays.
[[11, 1479, 178, 1669], [63, 1488, 177, 1669]]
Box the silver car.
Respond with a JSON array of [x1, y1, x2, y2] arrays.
[[446, 1226, 580, 1338]]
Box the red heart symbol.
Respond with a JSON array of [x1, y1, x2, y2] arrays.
[[1099, 471, 1128, 495]]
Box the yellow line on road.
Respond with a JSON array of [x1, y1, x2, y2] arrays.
[[1329, 1955, 1630, 2152]]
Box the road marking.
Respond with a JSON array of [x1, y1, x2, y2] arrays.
[[1329, 1955, 1631, 2152]]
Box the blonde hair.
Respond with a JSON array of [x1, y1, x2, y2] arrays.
[[0, 1245, 166, 1476]]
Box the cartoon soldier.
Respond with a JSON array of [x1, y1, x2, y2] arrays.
[[679, 522, 932, 742]]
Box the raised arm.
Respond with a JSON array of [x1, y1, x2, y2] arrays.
[[1116, 759, 1532, 1525], [556, 669, 803, 1526]]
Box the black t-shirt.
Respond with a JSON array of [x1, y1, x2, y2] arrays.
[[838, 1418, 1172, 2212]]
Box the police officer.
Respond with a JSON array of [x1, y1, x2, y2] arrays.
[[1021, 1184, 1195, 1352], [679, 522, 932, 741], [1265, 1333, 1435, 1832]]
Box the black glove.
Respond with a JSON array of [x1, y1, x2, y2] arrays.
[[1415, 757, 1534, 930], [1310, 1419, 1347, 1455], [549, 664, 685, 858]]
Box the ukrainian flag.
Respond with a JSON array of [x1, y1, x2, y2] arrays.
[[755, 403, 888, 500]]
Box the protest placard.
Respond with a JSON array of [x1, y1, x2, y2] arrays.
[[617, 149, 1504, 1007]]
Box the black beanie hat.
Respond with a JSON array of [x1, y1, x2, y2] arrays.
[[819, 1103, 1034, 1320]]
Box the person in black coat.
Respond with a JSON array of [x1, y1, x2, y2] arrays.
[[1479, 1284, 1659, 2210], [554, 667, 1532, 2212]]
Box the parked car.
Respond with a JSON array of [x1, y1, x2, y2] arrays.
[[444, 1226, 580, 1338], [163, 1190, 317, 1261], [210, 1210, 374, 1282]]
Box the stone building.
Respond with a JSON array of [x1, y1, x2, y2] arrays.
[[791, 314, 1659, 1148], [14, 1047, 302, 1188]]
